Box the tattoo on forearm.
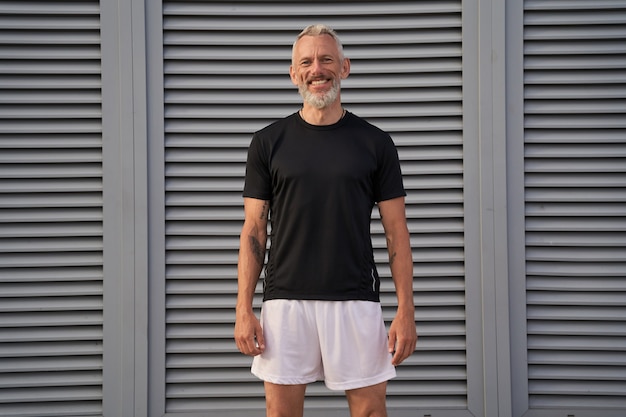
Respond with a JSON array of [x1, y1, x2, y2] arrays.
[[389, 251, 397, 267], [249, 235, 265, 267], [260, 201, 269, 220]]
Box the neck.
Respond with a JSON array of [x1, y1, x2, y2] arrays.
[[300, 102, 345, 125]]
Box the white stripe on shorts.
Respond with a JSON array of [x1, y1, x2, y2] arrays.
[[251, 299, 396, 391]]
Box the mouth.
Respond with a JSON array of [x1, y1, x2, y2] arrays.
[[308, 78, 331, 88]]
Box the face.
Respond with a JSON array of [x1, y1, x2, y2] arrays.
[[290, 34, 350, 109]]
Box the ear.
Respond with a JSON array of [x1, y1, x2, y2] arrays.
[[340, 57, 351, 79], [289, 65, 298, 85]]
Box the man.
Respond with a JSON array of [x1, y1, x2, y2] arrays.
[[234, 24, 417, 417]]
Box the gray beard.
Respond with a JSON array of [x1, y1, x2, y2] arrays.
[[298, 80, 340, 109]]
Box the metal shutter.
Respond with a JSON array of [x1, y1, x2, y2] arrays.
[[161, 1, 465, 414], [0, 1, 103, 416], [523, 0, 626, 411]]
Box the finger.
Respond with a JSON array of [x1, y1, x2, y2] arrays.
[[255, 325, 265, 352], [392, 344, 407, 365], [236, 333, 257, 356], [388, 330, 397, 354], [392, 338, 413, 365]]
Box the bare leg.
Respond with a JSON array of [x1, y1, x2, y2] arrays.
[[264, 382, 307, 417], [345, 381, 388, 417]]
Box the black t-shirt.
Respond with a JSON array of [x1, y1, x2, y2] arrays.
[[243, 111, 406, 301]]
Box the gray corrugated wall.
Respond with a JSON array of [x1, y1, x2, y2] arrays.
[[157, 1, 467, 415], [518, 0, 626, 413], [0, 1, 104, 416], [0, 1, 624, 417]]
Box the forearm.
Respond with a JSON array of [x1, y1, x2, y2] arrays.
[[387, 228, 414, 313], [236, 222, 267, 313]]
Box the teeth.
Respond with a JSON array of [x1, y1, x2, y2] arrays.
[[311, 80, 327, 85]]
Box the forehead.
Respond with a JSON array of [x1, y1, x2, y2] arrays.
[[293, 34, 341, 59]]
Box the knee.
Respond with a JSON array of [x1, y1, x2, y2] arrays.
[[266, 403, 301, 417], [353, 407, 387, 417]]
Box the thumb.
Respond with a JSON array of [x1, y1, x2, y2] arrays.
[[255, 322, 265, 350], [388, 329, 396, 354]]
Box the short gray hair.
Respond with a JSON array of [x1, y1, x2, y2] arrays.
[[292, 24, 345, 64]]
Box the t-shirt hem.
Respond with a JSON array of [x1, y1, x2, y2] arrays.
[[263, 293, 380, 303]]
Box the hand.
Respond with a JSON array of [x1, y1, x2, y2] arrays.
[[234, 309, 265, 356], [388, 310, 417, 366]]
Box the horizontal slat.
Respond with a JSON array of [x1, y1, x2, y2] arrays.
[[162, 15, 462, 31], [528, 348, 626, 364], [0, 223, 102, 236], [0, 45, 101, 60], [0, 119, 102, 134], [0, 371, 102, 388], [525, 247, 625, 262], [527, 305, 626, 321], [521, 202, 625, 216], [0, 298, 103, 313], [524, 39, 626, 55], [524, 69, 626, 84], [0, 386, 101, 403], [164, 28, 461, 46], [528, 320, 626, 336], [0, 104, 101, 118], [0, 327, 103, 343], [0, 267, 102, 282], [526, 276, 626, 291], [528, 335, 626, 352], [163, 1, 462, 16], [529, 365, 626, 381], [0, 15, 99, 30], [525, 10, 626, 26], [0, 74, 102, 84], [525, 129, 626, 143], [0, 148, 133, 162], [525, 25, 626, 40], [0, 281, 101, 297], [524, 84, 626, 100], [529, 380, 626, 396], [525, 99, 626, 114], [0, 342, 102, 358], [0, 403, 102, 417], [0, 179, 101, 193], [526, 262, 625, 276], [0, 252, 102, 267], [525, 0, 626, 10], [525, 188, 626, 202], [0, 193, 103, 208], [0, 31, 100, 45], [530, 395, 626, 408], [0, 356, 102, 373]]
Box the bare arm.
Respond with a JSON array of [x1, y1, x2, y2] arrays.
[[234, 197, 269, 356], [378, 196, 417, 365]]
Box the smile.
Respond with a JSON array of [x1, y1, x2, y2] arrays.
[[309, 79, 330, 85]]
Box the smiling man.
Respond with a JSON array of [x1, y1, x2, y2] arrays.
[[234, 24, 417, 417]]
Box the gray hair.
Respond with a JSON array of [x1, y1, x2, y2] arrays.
[[292, 24, 345, 64]]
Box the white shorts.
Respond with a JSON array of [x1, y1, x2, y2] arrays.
[[251, 299, 396, 391]]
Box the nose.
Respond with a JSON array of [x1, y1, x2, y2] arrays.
[[311, 58, 323, 73]]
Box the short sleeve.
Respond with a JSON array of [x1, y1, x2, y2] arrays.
[[243, 133, 272, 200], [374, 135, 406, 202]]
